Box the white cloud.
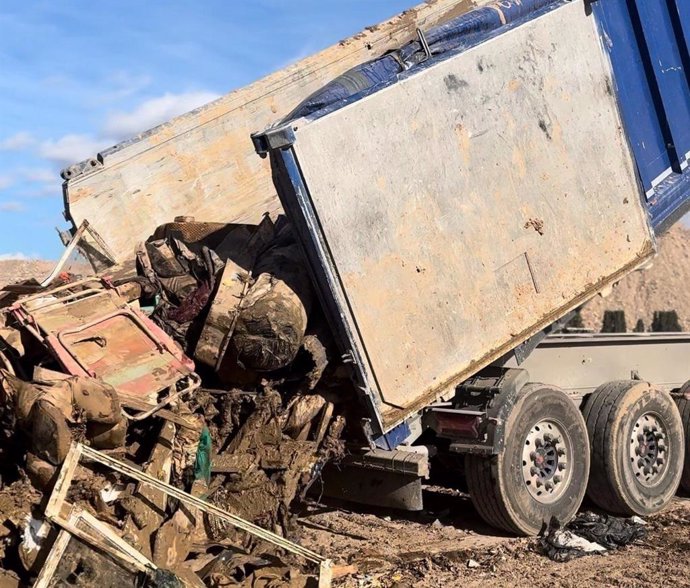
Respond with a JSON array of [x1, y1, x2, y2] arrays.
[[0, 175, 12, 190], [100, 71, 152, 102], [38, 134, 114, 166], [102, 91, 220, 139], [0, 131, 35, 151], [20, 168, 57, 184], [32, 90, 220, 169], [24, 184, 60, 198], [277, 44, 319, 70], [0, 201, 25, 213], [0, 252, 34, 261], [6, 169, 61, 199]]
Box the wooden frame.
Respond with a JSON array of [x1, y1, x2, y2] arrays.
[[44, 443, 333, 587], [34, 508, 155, 588]]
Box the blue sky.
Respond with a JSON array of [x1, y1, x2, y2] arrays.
[[0, 1, 413, 259]]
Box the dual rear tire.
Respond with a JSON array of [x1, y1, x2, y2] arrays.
[[582, 381, 684, 516], [466, 384, 589, 535], [466, 380, 684, 535]]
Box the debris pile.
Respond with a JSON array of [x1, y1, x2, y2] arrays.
[[0, 216, 351, 587]]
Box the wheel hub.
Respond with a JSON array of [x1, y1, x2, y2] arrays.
[[629, 412, 668, 486], [522, 420, 571, 503]]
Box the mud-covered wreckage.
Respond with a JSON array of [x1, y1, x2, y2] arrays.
[[0, 216, 344, 586]]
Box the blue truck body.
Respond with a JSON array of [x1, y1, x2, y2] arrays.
[[595, 0, 690, 230]]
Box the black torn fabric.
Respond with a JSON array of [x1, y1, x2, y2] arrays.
[[540, 512, 646, 562], [567, 512, 647, 550]]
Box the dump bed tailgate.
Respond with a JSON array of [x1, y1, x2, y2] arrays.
[[256, 0, 655, 434]]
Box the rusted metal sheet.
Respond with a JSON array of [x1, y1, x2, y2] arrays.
[[61, 0, 494, 263], [264, 0, 656, 432], [9, 278, 196, 406]]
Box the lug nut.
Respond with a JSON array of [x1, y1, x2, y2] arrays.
[[558, 463, 566, 471], [638, 459, 645, 468], [552, 436, 562, 445], [530, 451, 537, 460], [535, 438, 543, 448], [643, 425, 650, 433], [557, 448, 566, 456], [530, 467, 539, 476], [545, 481, 554, 491], [553, 475, 562, 484], [657, 457, 665, 465], [643, 466, 651, 475], [536, 480, 543, 488], [652, 466, 660, 474], [637, 434, 645, 443]]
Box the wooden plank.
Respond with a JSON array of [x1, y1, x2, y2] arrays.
[[33, 525, 73, 588], [55, 509, 155, 572], [36, 507, 156, 587], [63, 0, 492, 262], [284, 1, 655, 428], [121, 421, 175, 560], [44, 442, 82, 519]]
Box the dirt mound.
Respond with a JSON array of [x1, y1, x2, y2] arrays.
[[581, 225, 690, 331], [0, 260, 55, 288]]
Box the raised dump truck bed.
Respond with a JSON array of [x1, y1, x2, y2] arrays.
[[254, 0, 657, 434]]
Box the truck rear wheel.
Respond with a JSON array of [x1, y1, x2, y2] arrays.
[[465, 384, 589, 535], [583, 381, 683, 515]]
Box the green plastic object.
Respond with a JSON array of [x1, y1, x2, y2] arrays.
[[194, 427, 212, 483]]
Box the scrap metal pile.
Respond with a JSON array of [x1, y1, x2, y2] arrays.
[[0, 216, 352, 587]]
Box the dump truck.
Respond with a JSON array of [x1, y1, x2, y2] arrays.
[[59, 0, 690, 535]]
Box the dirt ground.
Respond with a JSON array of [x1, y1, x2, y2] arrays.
[[297, 488, 690, 588]]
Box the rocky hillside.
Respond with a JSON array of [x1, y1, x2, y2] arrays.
[[0, 259, 55, 288], [581, 225, 690, 331]]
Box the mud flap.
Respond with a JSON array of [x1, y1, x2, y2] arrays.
[[319, 449, 428, 511]]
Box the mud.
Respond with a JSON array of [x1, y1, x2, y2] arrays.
[[230, 224, 314, 373], [208, 389, 343, 541], [298, 491, 690, 587]]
